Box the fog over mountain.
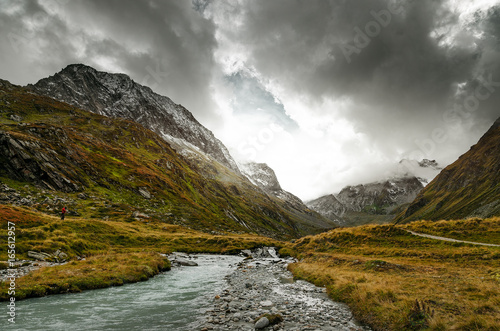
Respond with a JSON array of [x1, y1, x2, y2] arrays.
[[1, 0, 499, 200]]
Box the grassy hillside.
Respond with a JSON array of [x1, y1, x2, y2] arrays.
[[283, 218, 500, 330], [395, 118, 500, 223], [0, 79, 334, 239]]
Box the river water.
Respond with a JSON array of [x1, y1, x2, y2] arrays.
[[4, 255, 242, 331]]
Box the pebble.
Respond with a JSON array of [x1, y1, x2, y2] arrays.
[[200, 256, 371, 331]]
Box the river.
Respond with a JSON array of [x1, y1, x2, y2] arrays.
[[4, 254, 242, 331]]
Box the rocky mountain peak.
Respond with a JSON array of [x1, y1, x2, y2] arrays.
[[29, 64, 240, 173], [418, 159, 439, 168], [240, 162, 282, 192]]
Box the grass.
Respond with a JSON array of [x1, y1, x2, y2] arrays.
[[402, 217, 500, 245], [283, 219, 500, 330]]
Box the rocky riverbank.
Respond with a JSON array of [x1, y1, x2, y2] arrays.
[[200, 249, 370, 331]]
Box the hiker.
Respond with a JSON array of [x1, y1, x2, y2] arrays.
[[61, 206, 67, 220]]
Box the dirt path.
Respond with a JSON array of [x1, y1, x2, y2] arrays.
[[405, 230, 500, 247]]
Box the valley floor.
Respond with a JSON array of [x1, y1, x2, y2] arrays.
[[1, 204, 499, 330]]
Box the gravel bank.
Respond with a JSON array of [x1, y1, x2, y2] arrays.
[[200, 255, 370, 331]]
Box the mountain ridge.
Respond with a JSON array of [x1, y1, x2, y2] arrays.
[[29, 64, 240, 173]]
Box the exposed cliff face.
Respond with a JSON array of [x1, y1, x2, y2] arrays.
[[240, 162, 282, 192], [29, 64, 239, 173], [395, 118, 500, 223]]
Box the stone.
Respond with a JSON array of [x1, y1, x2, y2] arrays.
[[77, 192, 88, 199], [241, 249, 252, 257], [27, 251, 52, 261], [138, 187, 151, 199], [176, 258, 198, 266], [9, 114, 22, 122], [260, 300, 273, 307], [255, 317, 270, 329], [132, 211, 150, 219]]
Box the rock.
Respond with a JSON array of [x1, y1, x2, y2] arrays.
[[53, 250, 68, 262], [266, 247, 278, 258], [77, 192, 88, 199], [132, 211, 150, 219], [27, 251, 53, 261], [10, 114, 22, 122], [241, 249, 252, 257], [176, 258, 198, 266], [138, 187, 151, 199], [260, 300, 273, 307], [255, 317, 270, 329]]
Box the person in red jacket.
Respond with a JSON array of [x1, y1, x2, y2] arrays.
[[61, 206, 67, 220]]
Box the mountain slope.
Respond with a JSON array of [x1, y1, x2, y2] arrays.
[[29, 64, 239, 173], [306, 194, 345, 223], [0, 79, 328, 239], [395, 118, 500, 223], [240, 162, 337, 232]]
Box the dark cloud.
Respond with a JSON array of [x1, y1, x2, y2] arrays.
[[210, 0, 500, 163]]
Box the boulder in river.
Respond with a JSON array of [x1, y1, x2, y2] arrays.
[[176, 258, 198, 266]]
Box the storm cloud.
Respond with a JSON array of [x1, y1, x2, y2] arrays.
[[0, 0, 499, 200]]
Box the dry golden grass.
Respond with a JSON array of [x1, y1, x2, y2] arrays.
[[284, 219, 500, 331]]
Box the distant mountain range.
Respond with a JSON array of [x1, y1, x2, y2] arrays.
[[395, 117, 500, 223], [306, 159, 441, 226]]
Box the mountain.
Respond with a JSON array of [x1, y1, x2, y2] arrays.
[[0, 79, 338, 239], [336, 177, 424, 213], [306, 194, 345, 223], [240, 162, 337, 232], [307, 176, 423, 226], [29, 64, 239, 173], [395, 118, 500, 223]]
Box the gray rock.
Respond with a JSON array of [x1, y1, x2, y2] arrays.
[[10, 114, 22, 122], [241, 249, 252, 257], [176, 258, 198, 266], [138, 187, 151, 199], [260, 300, 273, 307], [255, 317, 270, 329], [27, 251, 52, 261], [132, 211, 150, 219], [77, 192, 88, 199]]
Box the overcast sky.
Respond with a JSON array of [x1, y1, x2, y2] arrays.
[[1, 0, 499, 200]]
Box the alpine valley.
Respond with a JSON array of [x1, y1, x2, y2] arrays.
[[1, 65, 499, 331], [1, 64, 336, 239]]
